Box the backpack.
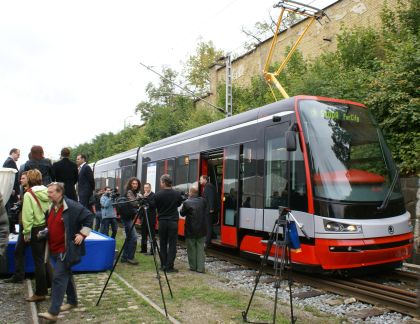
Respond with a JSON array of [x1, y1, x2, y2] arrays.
[[115, 195, 137, 220]]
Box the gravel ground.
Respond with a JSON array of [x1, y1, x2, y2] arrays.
[[176, 248, 415, 324], [0, 279, 30, 324]]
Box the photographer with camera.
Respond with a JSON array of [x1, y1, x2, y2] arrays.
[[100, 187, 118, 239], [118, 178, 140, 265], [154, 174, 183, 273], [4, 172, 29, 283]]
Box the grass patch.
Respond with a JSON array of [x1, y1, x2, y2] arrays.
[[32, 228, 342, 323]]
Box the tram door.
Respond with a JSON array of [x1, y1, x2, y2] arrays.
[[200, 151, 223, 243], [221, 146, 239, 247]]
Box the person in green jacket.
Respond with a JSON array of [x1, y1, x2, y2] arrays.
[[22, 169, 50, 302]]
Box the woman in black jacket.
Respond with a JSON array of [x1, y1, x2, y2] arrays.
[[24, 146, 53, 186]]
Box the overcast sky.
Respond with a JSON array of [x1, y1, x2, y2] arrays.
[[0, 0, 333, 166]]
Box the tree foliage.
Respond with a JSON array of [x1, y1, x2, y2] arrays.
[[183, 40, 224, 94]]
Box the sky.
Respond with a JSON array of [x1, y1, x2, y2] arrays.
[[0, 0, 334, 166]]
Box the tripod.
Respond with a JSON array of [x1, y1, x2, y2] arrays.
[[97, 201, 173, 317], [242, 207, 297, 324]]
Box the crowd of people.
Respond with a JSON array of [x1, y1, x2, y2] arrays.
[[0, 145, 219, 322]]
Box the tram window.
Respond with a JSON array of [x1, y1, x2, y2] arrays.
[[188, 154, 199, 189], [265, 135, 288, 209], [223, 146, 239, 226], [240, 142, 256, 208], [107, 170, 116, 190], [95, 178, 101, 191], [175, 156, 188, 194], [156, 161, 166, 192], [167, 159, 175, 181], [115, 168, 121, 193], [145, 162, 157, 193], [265, 124, 307, 211], [121, 165, 135, 194], [101, 171, 107, 189]]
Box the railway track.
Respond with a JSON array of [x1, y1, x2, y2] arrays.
[[294, 273, 419, 318], [203, 246, 419, 318]]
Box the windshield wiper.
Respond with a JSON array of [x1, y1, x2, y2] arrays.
[[377, 169, 399, 212]]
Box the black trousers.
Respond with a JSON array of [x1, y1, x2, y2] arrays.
[[205, 212, 216, 245], [30, 226, 48, 296], [158, 220, 178, 270], [13, 226, 28, 280], [141, 213, 156, 253]]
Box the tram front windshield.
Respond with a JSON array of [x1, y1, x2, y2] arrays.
[[298, 100, 403, 215]]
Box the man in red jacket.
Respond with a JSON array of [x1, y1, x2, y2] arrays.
[[38, 182, 93, 322]]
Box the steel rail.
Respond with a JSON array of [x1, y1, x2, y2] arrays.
[[201, 246, 419, 317]]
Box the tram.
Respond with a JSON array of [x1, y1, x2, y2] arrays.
[[93, 95, 413, 271]]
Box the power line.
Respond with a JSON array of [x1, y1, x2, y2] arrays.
[[139, 62, 225, 114]]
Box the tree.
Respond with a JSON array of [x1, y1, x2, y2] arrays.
[[242, 12, 301, 51], [183, 40, 224, 95]]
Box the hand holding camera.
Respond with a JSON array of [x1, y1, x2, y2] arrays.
[[37, 228, 49, 240]]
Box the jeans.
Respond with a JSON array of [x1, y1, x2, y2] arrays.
[[49, 254, 78, 315], [121, 218, 138, 261], [158, 220, 178, 270], [94, 210, 102, 231], [186, 236, 206, 272], [100, 218, 118, 239]]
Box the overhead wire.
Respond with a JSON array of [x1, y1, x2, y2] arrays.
[[138, 62, 225, 114]]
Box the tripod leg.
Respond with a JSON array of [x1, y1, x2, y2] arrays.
[[144, 207, 172, 318], [242, 221, 279, 322], [286, 235, 296, 324], [96, 213, 139, 306]]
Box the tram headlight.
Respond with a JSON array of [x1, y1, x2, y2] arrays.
[[323, 220, 362, 233]]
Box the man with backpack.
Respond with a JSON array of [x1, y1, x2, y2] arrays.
[[180, 186, 208, 273]]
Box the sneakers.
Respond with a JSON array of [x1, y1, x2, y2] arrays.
[[60, 303, 77, 312], [26, 294, 46, 302], [38, 312, 58, 322], [125, 258, 139, 265]]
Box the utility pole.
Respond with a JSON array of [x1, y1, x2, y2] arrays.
[[225, 53, 233, 117]]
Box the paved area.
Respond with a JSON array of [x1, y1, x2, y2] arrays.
[[0, 278, 30, 324], [36, 271, 166, 323]]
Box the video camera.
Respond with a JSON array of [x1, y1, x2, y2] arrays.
[[180, 192, 188, 203], [9, 201, 22, 216], [104, 189, 120, 200]]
